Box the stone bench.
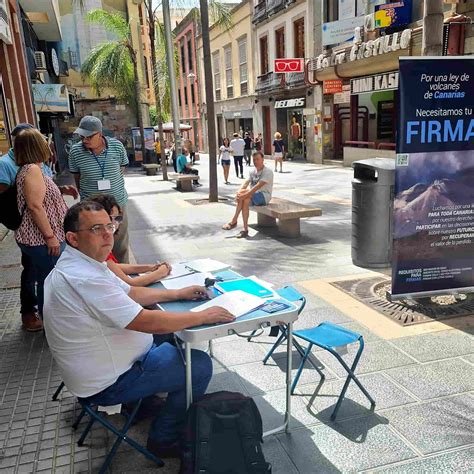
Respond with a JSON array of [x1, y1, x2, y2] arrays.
[[169, 173, 200, 192], [251, 197, 322, 238], [142, 164, 160, 176]]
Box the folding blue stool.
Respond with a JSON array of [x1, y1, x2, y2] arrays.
[[52, 385, 163, 473], [291, 322, 375, 420]]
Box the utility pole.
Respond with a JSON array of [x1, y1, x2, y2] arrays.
[[422, 0, 444, 56], [162, 0, 182, 156], [199, 0, 218, 202]]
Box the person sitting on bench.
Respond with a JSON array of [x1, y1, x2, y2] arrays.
[[222, 151, 273, 239], [177, 147, 200, 187]]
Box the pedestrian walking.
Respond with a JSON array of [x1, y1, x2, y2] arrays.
[[69, 115, 131, 263], [254, 132, 263, 152], [14, 128, 69, 318], [230, 133, 245, 179], [219, 138, 232, 184], [243, 132, 253, 166], [0, 124, 77, 331], [273, 132, 285, 173]]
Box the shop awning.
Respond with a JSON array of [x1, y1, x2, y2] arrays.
[[32, 84, 70, 113], [223, 110, 253, 119]]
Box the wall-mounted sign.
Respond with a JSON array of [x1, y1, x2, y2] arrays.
[[274, 98, 305, 109], [32, 84, 70, 113], [375, 1, 412, 29], [323, 79, 343, 94], [274, 58, 304, 73], [350, 71, 399, 94], [0, 0, 12, 45], [334, 85, 351, 104], [316, 28, 412, 70], [322, 16, 365, 46], [339, 0, 356, 20]]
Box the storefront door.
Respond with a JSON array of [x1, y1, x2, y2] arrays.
[[0, 82, 11, 155]]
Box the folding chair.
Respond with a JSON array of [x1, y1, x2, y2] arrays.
[[74, 398, 164, 474], [291, 322, 375, 420]]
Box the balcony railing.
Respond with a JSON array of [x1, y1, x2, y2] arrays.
[[284, 71, 305, 88], [252, 1, 267, 24], [267, 0, 285, 16], [255, 71, 282, 93]]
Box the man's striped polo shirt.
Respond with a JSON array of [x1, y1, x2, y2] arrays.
[[69, 137, 129, 206]]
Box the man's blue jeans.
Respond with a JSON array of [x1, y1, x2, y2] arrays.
[[17, 242, 65, 316], [86, 338, 212, 445]]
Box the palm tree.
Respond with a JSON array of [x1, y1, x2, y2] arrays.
[[80, 8, 147, 162]]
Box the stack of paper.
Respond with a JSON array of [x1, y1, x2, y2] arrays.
[[162, 263, 193, 280], [161, 272, 212, 290], [191, 290, 264, 318], [184, 258, 231, 273]]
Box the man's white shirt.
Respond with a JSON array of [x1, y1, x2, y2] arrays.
[[230, 138, 245, 156], [43, 246, 152, 398]]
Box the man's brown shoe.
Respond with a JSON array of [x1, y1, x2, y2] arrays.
[[21, 312, 43, 332]]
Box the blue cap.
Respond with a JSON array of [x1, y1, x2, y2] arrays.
[[11, 123, 34, 136]]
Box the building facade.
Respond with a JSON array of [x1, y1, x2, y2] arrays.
[[0, 0, 36, 154], [197, 0, 258, 152], [252, 0, 318, 161], [174, 9, 204, 152], [307, 0, 468, 165]]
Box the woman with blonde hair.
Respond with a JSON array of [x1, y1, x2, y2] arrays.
[[14, 128, 68, 318], [273, 131, 285, 173]]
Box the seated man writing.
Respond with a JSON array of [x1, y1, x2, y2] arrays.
[[43, 201, 234, 458], [222, 151, 273, 238], [176, 147, 200, 186]]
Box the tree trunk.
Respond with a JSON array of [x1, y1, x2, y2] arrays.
[[422, 0, 444, 56], [199, 0, 218, 202], [130, 47, 147, 165], [146, 1, 168, 180]]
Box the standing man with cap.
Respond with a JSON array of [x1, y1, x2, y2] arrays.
[[69, 116, 131, 263], [0, 123, 78, 331]]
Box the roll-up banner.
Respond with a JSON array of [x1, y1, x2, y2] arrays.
[[393, 57, 474, 298]]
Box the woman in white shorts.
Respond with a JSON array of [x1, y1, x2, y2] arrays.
[[219, 138, 233, 184], [273, 131, 285, 173]]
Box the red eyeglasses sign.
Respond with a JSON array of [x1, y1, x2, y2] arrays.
[[274, 59, 304, 73]]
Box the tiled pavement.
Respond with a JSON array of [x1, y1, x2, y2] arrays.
[[0, 157, 473, 473]]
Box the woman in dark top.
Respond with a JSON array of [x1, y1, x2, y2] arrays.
[[243, 132, 253, 166], [273, 132, 285, 173]]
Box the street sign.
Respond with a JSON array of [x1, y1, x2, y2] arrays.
[[323, 79, 343, 94], [274, 59, 304, 74]]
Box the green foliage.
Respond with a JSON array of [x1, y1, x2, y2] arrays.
[[81, 9, 138, 109]]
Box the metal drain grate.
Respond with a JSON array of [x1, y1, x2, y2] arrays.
[[0, 264, 22, 290], [330, 276, 474, 326]]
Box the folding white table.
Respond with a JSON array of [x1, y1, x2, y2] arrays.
[[153, 269, 299, 436]]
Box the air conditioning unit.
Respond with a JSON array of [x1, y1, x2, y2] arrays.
[[34, 51, 47, 70]]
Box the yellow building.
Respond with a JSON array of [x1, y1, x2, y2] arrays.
[[197, 0, 257, 145]]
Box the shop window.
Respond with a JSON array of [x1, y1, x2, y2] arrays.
[[212, 51, 221, 101], [259, 36, 269, 75], [224, 45, 233, 99], [238, 36, 248, 96], [275, 27, 285, 58], [294, 18, 305, 58]]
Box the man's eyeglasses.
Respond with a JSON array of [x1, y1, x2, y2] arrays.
[[110, 215, 123, 223], [76, 223, 116, 235], [81, 133, 99, 142]]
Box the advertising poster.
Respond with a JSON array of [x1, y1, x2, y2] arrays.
[[393, 57, 474, 297], [375, 1, 412, 29]]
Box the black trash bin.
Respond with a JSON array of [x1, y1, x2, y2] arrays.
[[351, 158, 395, 268]]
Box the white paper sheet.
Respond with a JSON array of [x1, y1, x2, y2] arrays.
[[162, 262, 193, 280], [184, 258, 231, 273], [161, 272, 212, 290], [190, 290, 264, 318]]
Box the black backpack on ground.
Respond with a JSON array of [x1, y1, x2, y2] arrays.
[[0, 180, 25, 231], [180, 391, 272, 474]]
